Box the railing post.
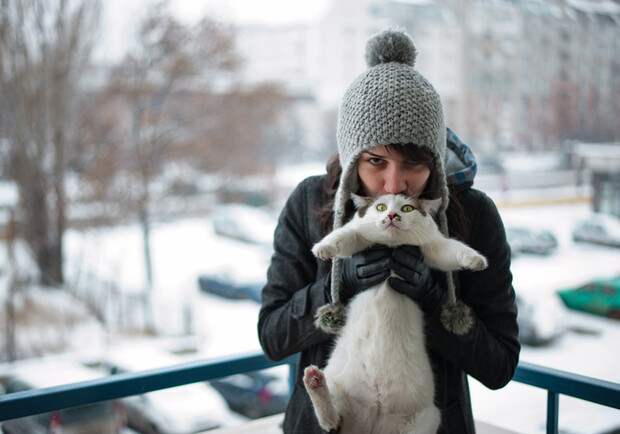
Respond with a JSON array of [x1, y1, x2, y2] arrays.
[[547, 391, 559, 434]]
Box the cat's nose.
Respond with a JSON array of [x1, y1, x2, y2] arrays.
[[388, 212, 398, 220]]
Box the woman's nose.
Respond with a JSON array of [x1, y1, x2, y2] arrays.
[[383, 167, 407, 194]]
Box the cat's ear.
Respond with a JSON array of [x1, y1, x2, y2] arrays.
[[350, 193, 372, 210], [420, 198, 442, 216]]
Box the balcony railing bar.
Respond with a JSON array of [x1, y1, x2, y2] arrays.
[[1, 351, 619, 434], [512, 360, 620, 410], [512, 360, 620, 434], [0, 351, 299, 421]]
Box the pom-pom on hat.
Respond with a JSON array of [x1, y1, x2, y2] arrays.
[[315, 27, 473, 336]]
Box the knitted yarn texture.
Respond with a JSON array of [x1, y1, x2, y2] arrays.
[[315, 28, 473, 336]]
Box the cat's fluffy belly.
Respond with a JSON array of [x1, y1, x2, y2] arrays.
[[324, 282, 436, 416], [306, 193, 483, 432]]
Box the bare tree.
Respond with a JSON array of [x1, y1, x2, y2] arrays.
[[66, 1, 289, 332], [186, 82, 290, 175], [74, 2, 241, 332], [0, 0, 101, 286], [3, 209, 18, 362]]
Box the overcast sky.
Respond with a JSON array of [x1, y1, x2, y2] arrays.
[[97, 0, 331, 62]]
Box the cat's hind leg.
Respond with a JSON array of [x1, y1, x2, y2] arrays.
[[304, 365, 342, 433]]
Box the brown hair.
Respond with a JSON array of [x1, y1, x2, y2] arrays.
[[317, 146, 467, 239]]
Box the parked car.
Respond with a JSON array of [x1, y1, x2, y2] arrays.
[[515, 292, 566, 346], [197, 274, 262, 303], [87, 346, 246, 433], [209, 370, 288, 419], [0, 359, 126, 434], [557, 276, 620, 320], [572, 213, 620, 248], [506, 226, 558, 256]]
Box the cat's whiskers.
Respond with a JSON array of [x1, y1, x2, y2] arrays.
[[407, 223, 432, 249], [380, 217, 404, 236]]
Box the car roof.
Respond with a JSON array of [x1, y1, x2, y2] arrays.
[[2, 358, 104, 389], [507, 226, 554, 234], [581, 213, 620, 225], [101, 345, 185, 372]]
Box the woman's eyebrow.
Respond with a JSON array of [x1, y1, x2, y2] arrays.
[[363, 150, 384, 158]]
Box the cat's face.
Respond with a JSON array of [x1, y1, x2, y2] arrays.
[[352, 194, 441, 234]]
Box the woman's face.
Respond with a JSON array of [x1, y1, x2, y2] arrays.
[[357, 145, 431, 197]]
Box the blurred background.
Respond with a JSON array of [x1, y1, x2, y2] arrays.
[[1, 0, 619, 433]]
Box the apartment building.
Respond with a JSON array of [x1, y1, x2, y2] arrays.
[[235, 0, 620, 155]]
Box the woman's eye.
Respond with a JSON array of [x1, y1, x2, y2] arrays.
[[401, 205, 414, 213], [406, 162, 428, 172], [376, 204, 387, 212], [369, 157, 383, 165]]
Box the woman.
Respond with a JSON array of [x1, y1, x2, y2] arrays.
[[258, 28, 519, 433]]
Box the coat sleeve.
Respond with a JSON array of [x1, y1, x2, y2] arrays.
[[425, 190, 520, 390], [258, 178, 332, 361]]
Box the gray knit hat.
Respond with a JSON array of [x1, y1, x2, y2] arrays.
[[315, 28, 473, 336]]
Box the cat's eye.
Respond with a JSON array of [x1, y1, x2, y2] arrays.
[[401, 204, 414, 213], [376, 204, 387, 212]]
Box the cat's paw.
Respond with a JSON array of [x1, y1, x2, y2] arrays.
[[303, 365, 342, 432], [304, 365, 325, 390], [459, 252, 488, 271], [312, 242, 338, 261]]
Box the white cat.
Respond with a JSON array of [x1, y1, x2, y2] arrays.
[[305, 194, 488, 434]]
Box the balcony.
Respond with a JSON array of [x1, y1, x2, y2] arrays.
[[1, 350, 618, 434]]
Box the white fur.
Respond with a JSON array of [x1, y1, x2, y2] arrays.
[[313, 194, 487, 272], [306, 194, 487, 433]]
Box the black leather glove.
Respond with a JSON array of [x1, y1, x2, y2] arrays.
[[388, 245, 446, 313], [337, 246, 392, 304]]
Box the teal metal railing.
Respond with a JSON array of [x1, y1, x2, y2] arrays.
[[512, 361, 620, 434], [1, 351, 619, 433]]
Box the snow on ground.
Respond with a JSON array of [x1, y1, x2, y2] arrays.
[[499, 200, 620, 298], [471, 306, 620, 433], [3, 188, 620, 432], [472, 200, 620, 434], [62, 216, 268, 356]]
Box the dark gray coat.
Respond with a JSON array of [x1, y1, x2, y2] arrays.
[[258, 134, 520, 433]]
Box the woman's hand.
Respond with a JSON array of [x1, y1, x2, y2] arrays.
[[339, 246, 392, 304], [389, 245, 446, 312]]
